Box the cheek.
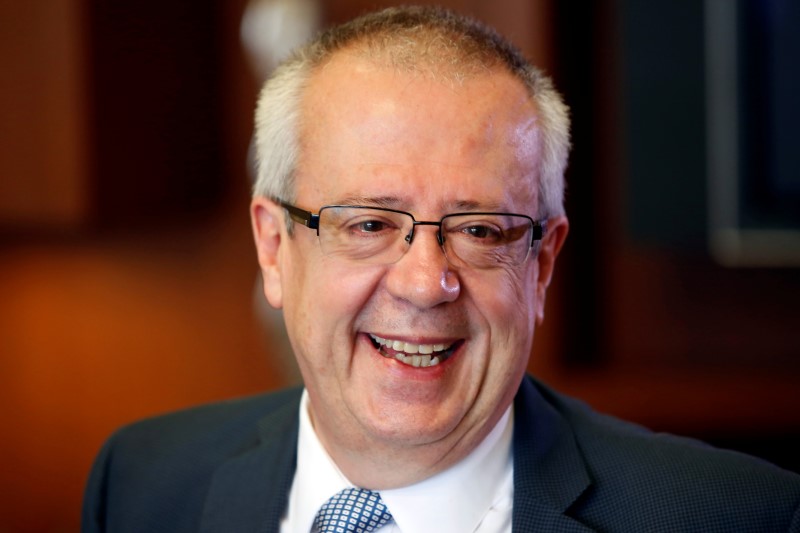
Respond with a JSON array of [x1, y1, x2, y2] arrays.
[[463, 266, 538, 343], [288, 258, 386, 342], [490, 265, 537, 313], [284, 263, 385, 387], [322, 260, 386, 311], [511, 269, 539, 329]]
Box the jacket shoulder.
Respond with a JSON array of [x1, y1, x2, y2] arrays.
[[111, 387, 302, 453], [529, 378, 800, 532], [82, 387, 302, 533]]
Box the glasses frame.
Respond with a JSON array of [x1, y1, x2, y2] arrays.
[[274, 199, 547, 265]]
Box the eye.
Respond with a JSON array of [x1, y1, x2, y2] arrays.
[[344, 216, 400, 237], [460, 223, 503, 243], [464, 225, 496, 238], [356, 219, 389, 233]]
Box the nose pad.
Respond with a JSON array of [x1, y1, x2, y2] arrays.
[[403, 224, 447, 259], [387, 223, 460, 307]]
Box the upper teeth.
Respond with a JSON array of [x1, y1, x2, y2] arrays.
[[371, 335, 448, 354], [370, 334, 451, 368]]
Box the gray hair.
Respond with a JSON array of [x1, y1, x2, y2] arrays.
[[253, 6, 570, 219]]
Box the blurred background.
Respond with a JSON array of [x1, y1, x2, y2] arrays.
[[1, 0, 798, 530]]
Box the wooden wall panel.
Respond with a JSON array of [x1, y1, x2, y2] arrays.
[[0, 0, 89, 230]]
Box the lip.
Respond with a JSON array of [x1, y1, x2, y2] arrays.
[[368, 332, 460, 347], [361, 332, 464, 372]]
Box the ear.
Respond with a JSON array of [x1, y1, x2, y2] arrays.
[[250, 197, 285, 309], [534, 215, 569, 325]]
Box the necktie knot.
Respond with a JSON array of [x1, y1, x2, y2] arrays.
[[311, 487, 393, 533]]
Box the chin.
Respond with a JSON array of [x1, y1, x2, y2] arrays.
[[358, 403, 466, 447]]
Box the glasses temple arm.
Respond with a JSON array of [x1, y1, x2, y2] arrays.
[[275, 200, 320, 230], [530, 220, 546, 245]]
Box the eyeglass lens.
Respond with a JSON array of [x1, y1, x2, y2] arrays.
[[317, 206, 534, 268]]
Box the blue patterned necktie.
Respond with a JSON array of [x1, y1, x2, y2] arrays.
[[311, 487, 393, 533]]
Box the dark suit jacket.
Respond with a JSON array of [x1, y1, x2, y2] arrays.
[[83, 376, 800, 532]]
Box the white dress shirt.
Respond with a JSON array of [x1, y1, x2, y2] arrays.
[[280, 389, 514, 533]]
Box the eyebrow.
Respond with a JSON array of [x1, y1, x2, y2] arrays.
[[332, 196, 506, 212], [450, 199, 505, 212], [333, 196, 405, 209]]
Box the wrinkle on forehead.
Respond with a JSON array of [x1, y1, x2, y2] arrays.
[[326, 195, 512, 215]]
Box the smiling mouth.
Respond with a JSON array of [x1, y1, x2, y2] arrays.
[[368, 334, 461, 368]]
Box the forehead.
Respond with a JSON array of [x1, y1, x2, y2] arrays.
[[295, 53, 541, 213]]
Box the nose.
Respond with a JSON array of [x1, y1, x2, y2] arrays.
[[385, 225, 460, 308]]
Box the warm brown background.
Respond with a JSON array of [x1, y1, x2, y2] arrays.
[[1, 1, 798, 531]]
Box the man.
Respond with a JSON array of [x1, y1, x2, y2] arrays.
[[83, 6, 800, 532]]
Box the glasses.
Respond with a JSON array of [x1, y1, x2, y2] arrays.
[[276, 200, 546, 269]]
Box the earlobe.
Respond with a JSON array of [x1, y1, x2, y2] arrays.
[[250, 198, 285, 309], [534, 215, 569, 325]]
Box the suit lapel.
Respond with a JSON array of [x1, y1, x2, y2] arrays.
[[513, 377, 596, 532], [200, 394, 300, 533], [197, 378, 594, 532]]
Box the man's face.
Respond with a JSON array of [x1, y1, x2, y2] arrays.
[[252, 54, 567, 484]]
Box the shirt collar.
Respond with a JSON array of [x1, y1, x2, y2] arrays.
[[284, 390, 353, 533], [286, 389, 514, 533], [380, 404, 513, 533]]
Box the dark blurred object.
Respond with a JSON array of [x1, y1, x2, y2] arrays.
[[707, 0, 800, 266], [608, 0, 800, 367], [549, 0, 800, 367], [621, 0, 800, 266], [1, 2, 227, 237], [540, 0, 800, 479], [708, 432, 800, 475], [87, 0, 225, 230]]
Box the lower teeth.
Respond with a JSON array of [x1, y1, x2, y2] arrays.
[[370, 335, 458, 368], [397, 352, 440, 367], [379, 347, 441, 368]]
